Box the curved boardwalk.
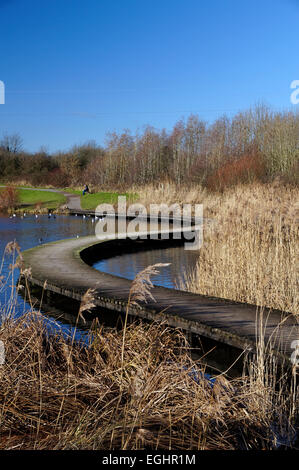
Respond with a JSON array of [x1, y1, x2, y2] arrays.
[[21, 230, 298, 361]]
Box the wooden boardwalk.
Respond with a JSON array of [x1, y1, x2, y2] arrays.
[[21, 228, 298, 361]]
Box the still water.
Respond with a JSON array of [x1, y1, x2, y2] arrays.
[[0, 213, 96, 337], [93, 245, 199, 289], [0, 214, 199, 336]]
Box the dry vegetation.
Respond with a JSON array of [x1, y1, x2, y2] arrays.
[[1, 105, 299, 189], [134, 181, 299, 314], [0, 311, 297, 450], [0, 177, 298, 450], [0, 186, 19, 211], [184, 184, 298, 314], [0, 245, 298, 450]]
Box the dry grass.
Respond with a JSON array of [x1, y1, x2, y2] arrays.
[[0, 184, 298, 450], [0, 310, 297, 450], [133, 181, 298, 314], [0, 252, 297, 451], [132, 181, 208, 208], [183, 183, 298, 314]]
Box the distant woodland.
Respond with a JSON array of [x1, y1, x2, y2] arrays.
[[1, 105, 298, 190]]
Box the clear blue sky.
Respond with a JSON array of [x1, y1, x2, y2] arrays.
[[0, 0, 298, 153]]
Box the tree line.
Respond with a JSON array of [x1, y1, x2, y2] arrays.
[[0, 104, 298, 191]]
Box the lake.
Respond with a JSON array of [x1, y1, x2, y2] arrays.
[[0, 214, 199, 336]]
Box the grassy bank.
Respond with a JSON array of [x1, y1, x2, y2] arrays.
[[0, 186, 67, 213], [80, 191, 137, 210], [0, 184, 138, 212], [17, 188, 66, 211]]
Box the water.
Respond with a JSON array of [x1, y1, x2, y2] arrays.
[[0, 214, 231, 376], [0, 213, 96, 338], [92, 245, 199, 289], [0, 213, 200, 337]]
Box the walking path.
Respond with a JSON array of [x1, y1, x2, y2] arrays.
[[21, 231, 298, 361], [0, 185, 82, 211], [5, 186, 297, 361], [62, 192, 81, 210]]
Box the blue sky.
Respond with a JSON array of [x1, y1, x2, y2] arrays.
[[0, 0, 298, 153]]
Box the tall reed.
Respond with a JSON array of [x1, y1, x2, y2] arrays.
[[0, 243, 297, 449]]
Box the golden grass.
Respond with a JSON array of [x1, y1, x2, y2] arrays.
[[0, 310, 297, 450], [0, 183, 298, 450], [134, 181, 299, 314], [0, 248, 297, 451]]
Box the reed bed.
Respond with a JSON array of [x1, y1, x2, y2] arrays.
[[0, 309, 297, 450], [0, 254, 297, 451], [181, 183, 298, 314], [134, 181, 298, 314], [0, 182, 298, 450]]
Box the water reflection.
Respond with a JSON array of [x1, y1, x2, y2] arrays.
[[0, 213, 199, 338], [93, 245, 199, 289], [0, 213, 95, 338]]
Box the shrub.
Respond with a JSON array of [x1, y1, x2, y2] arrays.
[[45, 168, 70, 187], [0, 186, 19, 211], [206, 152, 265, 192]]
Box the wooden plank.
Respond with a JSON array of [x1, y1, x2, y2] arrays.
[[21, 233, 298, 361]]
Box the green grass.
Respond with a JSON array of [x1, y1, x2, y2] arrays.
[[62, 187, 82, 195], [80, 192, 138, 210], [16, 189, 66, 210], [0, 183, 37, 190], [1, 184, 139, 212]]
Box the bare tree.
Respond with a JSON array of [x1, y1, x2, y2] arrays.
[[1, 133, 23, 154]]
